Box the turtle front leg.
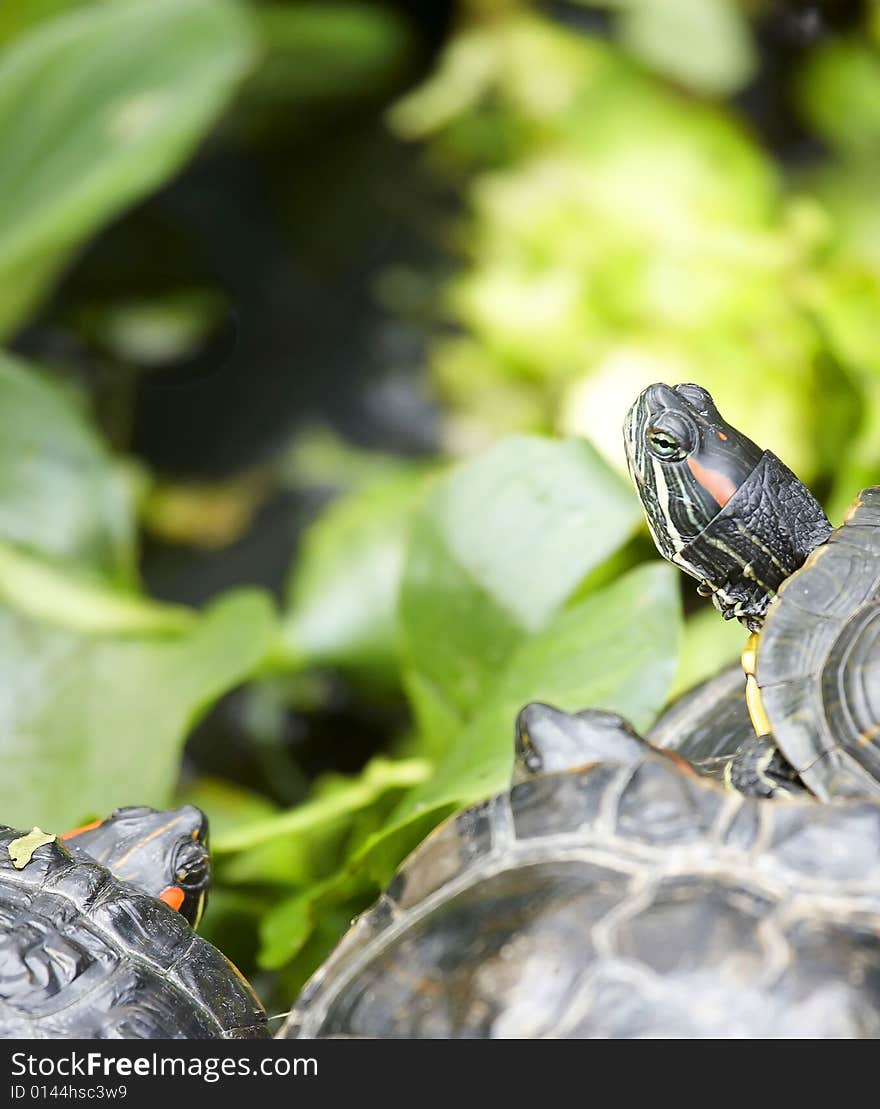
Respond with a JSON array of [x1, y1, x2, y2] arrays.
[[742, 632, 772, 738], [735, 633, 805, 797]]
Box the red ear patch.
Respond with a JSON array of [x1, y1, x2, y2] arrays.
[[159, 885, 185, 912], [687, 457, 737, 508], [60, 819, 104, 841]]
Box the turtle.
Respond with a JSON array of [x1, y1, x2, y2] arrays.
[[514, 661, 802, 798], [280, 709, 880, 1038], [624, 381, 880, 801], [647, 662, 806, 798], [0, 804, 269, 1039]]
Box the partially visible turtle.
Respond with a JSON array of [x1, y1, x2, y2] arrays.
[[61, 804, 211, 926], [647, 663, 805, 797], [282, 710, 880, 1038], [625, 382, 880, 800], [0, 805, 268, 1039], [516, 669, 803, 799]]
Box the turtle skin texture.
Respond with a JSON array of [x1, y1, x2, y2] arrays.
[[282, 756, 880, 1038], [756, 487, 880, 800], [0, 827, 269, 1039]]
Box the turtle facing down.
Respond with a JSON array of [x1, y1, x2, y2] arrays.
[[624, 382, 880, 801], [0, 806, 268, 1039], [282, 710, 880, 1039]]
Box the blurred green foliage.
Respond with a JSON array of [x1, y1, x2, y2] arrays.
[[2, 0, 880, 1011], [390, 13, 843, 485], [0, 0, 255, 337]]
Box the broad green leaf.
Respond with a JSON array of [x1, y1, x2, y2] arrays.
[[258, 872, 366, 971], [282, 468, 428, 684], [260, 888, 322, 971], [400, 666, 467, 759], [393, 561, 679, 830], [0, 586, 276, 829], [0, 0, 255, 336], [0, 2, 91, 49], [276, 901, 374, 1001], [669, 603, 744, 700], [0, 353, 134, 581], [346, 562, 679, 893], [399, 436, 640, 732]]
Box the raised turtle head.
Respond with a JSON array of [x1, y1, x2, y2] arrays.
[[62, 805, 210, 928], [623, 383, 762, 557], [624, 382, 832, 629]]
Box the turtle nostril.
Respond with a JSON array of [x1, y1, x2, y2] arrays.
[[674, 383, 714, 414], [644, 383, 678, 411]]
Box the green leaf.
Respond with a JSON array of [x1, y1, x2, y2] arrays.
[[0, 0, 255, 336], [8, 827, 56, 868], [179, 774, 317, 889], [177, 776, 279, 842], [282, 468, 427, 684], [615, 0, 756, 97], [0, 586, 276, 829], [399, 436, 640, 733], [669, 603, 744, 700], [258, 872, 365, 971], [0, 353, 135, 581], [0, 2, 90, 49], [392, 561, 680, 831], [245, 2, 411, 108], [796, 38, 880, 156], [0, 541, 191, 635], [211, 757, 431, 855]]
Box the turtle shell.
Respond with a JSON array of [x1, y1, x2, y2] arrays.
[[283, 756, 880, 1038], [0, 826, 268, 1039], [756, 486, 880, 800], [648, 662, 753, 764]]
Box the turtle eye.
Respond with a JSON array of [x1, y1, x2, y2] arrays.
[[173, 840, 210, 891], [646, 411, 695, 462], [647, 429, 682, 459]]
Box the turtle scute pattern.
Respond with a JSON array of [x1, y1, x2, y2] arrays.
[[757, 486, 880, 799], [0, 827, 268, 1039], [284, 758, 880, 1038]]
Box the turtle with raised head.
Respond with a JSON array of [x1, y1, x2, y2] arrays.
[[0, 805, 269, 1039], [624, 381, 880, 801], [282, 708, 880, 1038]]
